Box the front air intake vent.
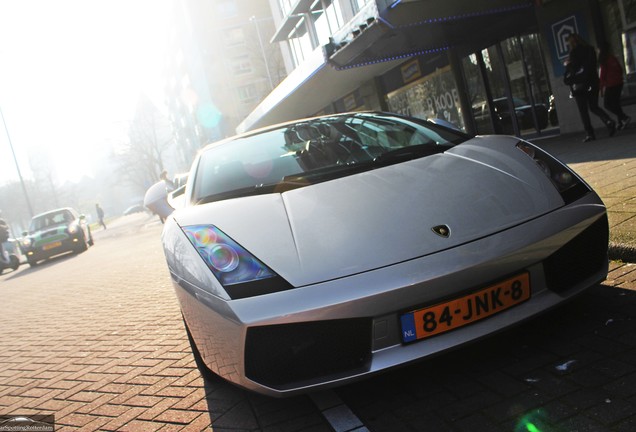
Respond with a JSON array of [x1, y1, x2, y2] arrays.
[[245, 318, 372, 389], [544, 214, 609, 292]]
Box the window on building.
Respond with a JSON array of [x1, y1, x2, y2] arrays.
[[230, 55, 253, 75], [237, 84, 257, 102], [601, 0, 636, 97], [278, 0, 294, 16], [217, 1, 238, 19], [223, 26, 245, 46], [288, 17, 316, 67], [350, 0, 370, 14]]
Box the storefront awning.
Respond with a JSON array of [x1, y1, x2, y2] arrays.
[[239, 0, 538, 133], [328, 0, 537, 69], [236, 48, 403, 133]]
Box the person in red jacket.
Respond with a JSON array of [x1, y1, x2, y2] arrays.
[[599, 41, 631, 130]]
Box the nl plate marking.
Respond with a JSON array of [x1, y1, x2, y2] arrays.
[[400, 272, 531, 343]]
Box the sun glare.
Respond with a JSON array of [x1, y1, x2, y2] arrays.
[[0, 0, 169, 185]]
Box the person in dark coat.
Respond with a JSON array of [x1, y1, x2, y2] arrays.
[[564, 33, 616, 142], [96, 203, 106, 229]]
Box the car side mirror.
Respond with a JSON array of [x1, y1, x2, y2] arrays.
[[144, 180, 175, 219], [22, 231, 28, 237]]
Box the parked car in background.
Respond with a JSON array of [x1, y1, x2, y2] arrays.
[[123, 204, 146, 216], [0, 238, 22, 274], [473, 96, 549, 134], [147, 111, 607, 397], [21, 207, 93, 267]]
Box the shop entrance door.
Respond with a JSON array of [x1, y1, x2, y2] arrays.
[[463, 34, 558, 137]]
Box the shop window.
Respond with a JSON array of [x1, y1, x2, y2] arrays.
[[463, 34, 555, 137], [386, 65, 465, 131]]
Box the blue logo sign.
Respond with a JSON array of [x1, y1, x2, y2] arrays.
[[545, 12, 587, 77], [552, 15, 579, 62]]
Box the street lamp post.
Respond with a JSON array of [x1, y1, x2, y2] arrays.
[[0, 104, 34, 218]]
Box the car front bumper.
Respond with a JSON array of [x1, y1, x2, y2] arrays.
[[172, 192, 608, 397], [24, 233, 84, 262]]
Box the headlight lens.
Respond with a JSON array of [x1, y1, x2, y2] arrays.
[[22, 237, 32, 247], [516, 141, 590, 203], [182, 224, 276, 286], [68, 224, 79, 234]]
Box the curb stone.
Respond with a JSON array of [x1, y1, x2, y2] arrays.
[[609, 241, 636, 263]]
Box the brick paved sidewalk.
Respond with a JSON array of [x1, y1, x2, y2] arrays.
[[0, 216, 332, 431], [535, 126, 636, 258]]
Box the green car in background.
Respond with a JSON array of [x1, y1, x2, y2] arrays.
[[21, 207, 93, 267]]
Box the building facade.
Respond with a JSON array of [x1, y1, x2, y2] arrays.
[[164, 0, 289, 163], [237, 0, 636, 140]]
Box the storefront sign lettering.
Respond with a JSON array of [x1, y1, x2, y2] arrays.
[[401, 59, 422, 84]]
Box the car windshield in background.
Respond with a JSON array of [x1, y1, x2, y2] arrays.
[[193, 114, 468, 204], [29, 210, 73, 232]]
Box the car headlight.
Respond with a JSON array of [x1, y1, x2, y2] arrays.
[[182, 224, 293, 299], [517, 141, 590, 204], [68, 224, 79, 234], [22, 237, 32, 248]]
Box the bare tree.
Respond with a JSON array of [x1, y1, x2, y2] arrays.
[[113, 95, 174, 194]]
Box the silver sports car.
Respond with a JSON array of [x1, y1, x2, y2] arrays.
[[147, 112, 608, 397]]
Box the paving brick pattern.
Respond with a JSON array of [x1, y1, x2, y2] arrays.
[[335, 280, 636, 431], [536, 126, 636, 249], [0, 215, 331, 431], [3, 126, 636, 431]]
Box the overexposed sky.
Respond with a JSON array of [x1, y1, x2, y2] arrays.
[[0, 0, 170, 185]]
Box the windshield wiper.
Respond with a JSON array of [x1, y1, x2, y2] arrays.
[[282, 162, 375, 184], [372, 144, 450, 166], [196, 183, 280, 205]]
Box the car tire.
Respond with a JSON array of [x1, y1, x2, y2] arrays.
[[9, 255, 19, 271], [27, 259, 38, 267], [87, 228, 94, 247], [74, 232, 89, 253]]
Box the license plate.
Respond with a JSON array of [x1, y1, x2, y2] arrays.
[[400, 272, 531, 343], [42, 241, 62, 251]]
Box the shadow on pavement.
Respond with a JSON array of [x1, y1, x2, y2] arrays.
[[336, 284, 636, 431]]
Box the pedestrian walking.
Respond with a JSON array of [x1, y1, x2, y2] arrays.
[[160, 170, 175, 192], [599, 41, 631, 130], [563, 33, 616, 142], [96, 203, 107, 229]]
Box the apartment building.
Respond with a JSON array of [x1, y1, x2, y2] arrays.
[[164, 0, 288, 162]]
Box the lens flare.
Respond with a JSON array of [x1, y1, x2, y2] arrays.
[[207, 244, 240, 272], [514, 409, 549, 432], [182, 224, 277, 287], [187, 226, 217, 247]]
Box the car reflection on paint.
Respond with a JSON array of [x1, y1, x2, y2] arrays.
[[473, 97, 549, 134]]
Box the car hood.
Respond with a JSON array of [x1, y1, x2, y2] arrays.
[[28, 225, 69, 240], [174, 136, 565, 287]]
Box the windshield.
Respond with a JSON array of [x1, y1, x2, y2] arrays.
[[192, 113, 468, 204], [29, 210, 74, 232]]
